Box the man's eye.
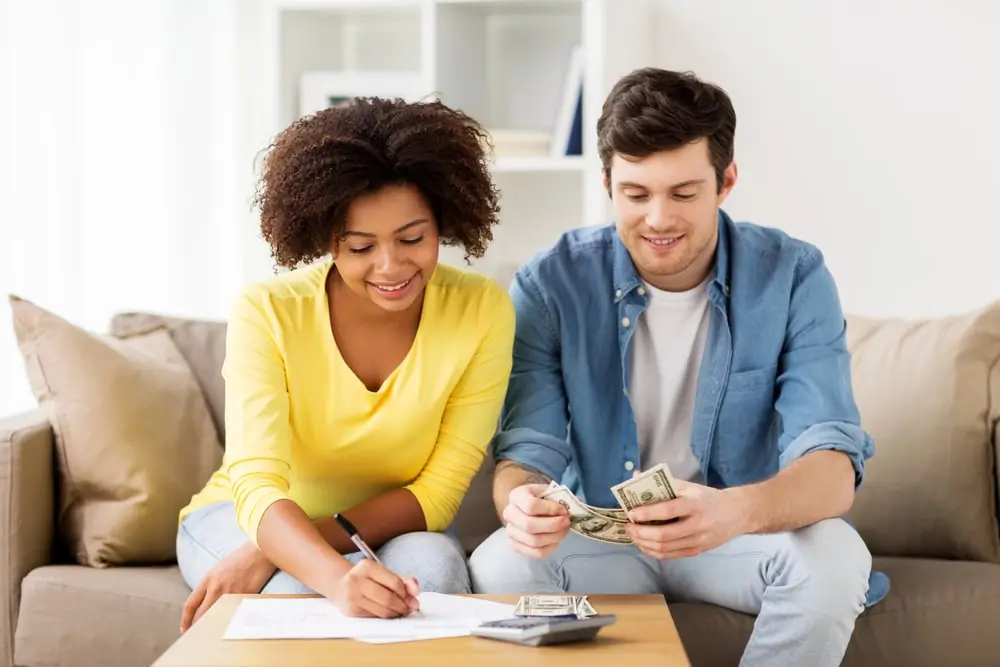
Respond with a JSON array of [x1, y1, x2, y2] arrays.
[[347, 246, 372, 254], [626, 193, 648, 202], [400, 235, 424, 245], [674, 193, 696, 201]]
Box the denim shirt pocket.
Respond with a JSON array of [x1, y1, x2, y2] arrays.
[[713, 365, 779, 476], [726, 365, 778, 394]]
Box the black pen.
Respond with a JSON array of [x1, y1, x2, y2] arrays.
[[333, 513, 382, 564]]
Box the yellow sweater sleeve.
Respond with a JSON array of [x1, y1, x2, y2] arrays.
[[222, 287, 293, 543], [405, 283, 516, 531]]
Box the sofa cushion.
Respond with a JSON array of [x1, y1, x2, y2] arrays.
[[844, 304, 1000, 563], [111, 312, 228, 444], [670, 556, 1000, 667], [452, 446, 502, 553], [14, 565, 188, 667], [8, 297, 223, 567]]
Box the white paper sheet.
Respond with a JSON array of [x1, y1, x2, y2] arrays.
[[223, 593, 515, 643]]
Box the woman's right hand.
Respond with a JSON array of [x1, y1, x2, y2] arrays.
[[329, 559, 421, 618]]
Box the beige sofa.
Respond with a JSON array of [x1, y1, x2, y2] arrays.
[[3, 293, 1000, 667]]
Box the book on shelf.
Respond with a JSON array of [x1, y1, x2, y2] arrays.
[[550, 45, 584, 157]]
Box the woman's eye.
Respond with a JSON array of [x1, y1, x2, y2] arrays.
[[400, 235, 424, 245], [347, 246, 372, 255]]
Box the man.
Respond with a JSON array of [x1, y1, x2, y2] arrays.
[[468, 68, 888, 667]]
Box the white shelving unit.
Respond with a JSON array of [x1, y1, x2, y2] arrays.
[[250, 0, 653, 277]]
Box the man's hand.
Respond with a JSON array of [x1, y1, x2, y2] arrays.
[[502, 483, 570, 558], [328, 559, 421, 619], [624, 480, 747, 560], [181, 542, 277, 632]]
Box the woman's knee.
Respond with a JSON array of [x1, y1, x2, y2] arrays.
[[378, 532, 471, 594], [175, 501, 252, 590], [261, 571, 315, 595]]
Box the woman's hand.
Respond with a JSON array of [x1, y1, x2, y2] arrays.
[[328, 559, 421, 619], [181, 542, 277, 632]]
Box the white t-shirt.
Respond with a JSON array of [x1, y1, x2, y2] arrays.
[[629, 279, 710, 483]]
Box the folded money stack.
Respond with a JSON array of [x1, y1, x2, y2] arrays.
[[514, 595, 597, 619], [539, 462, 678, 545]]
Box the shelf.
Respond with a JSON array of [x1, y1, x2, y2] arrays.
[[434, 0, 579, 11], [274, 0, 424, 10], [490, 155, 584, 173]]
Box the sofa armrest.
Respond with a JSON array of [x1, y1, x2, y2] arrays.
[[0, 410, 55, 667]]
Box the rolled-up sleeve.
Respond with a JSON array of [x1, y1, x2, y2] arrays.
[[222, 288, 293, 543], [405, 283, 516, 531], [491, 266, 573, 482], [776, 247, 875, 488]]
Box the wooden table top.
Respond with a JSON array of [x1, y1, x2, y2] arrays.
[[152, 593, 691, 667]]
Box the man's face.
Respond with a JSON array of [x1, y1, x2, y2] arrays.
[[607, 139, 736, 292]]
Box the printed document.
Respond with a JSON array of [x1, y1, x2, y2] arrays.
[[224, 593, 515, 644]]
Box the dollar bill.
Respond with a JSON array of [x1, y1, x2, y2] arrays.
[[540, 482, 633, 545], [589, 506, 629, 522], [514, 595, 597, 618], [609, 462, 678, 517]]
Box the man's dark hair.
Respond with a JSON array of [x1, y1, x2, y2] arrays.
[[597, 68, 736, 191], [253, 96, 501, 269]]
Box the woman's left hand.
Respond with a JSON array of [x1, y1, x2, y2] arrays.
[[181, 542, 277, 632]]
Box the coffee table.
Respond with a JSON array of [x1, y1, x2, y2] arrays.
[[152, 594, 691, 666]]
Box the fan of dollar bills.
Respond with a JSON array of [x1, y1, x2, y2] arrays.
[[539, 462, 678, 545], [514, 595, 597, 619]]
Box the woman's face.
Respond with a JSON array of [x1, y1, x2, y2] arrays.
[[331, 183, 440, 314]]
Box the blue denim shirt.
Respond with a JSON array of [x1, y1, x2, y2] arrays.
[[493, 210, 889, 607]]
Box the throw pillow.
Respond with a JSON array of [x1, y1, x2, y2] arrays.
[[8, 296, 223, 567], [845, 302, 1000, 563], [110, 312, 228, 445]]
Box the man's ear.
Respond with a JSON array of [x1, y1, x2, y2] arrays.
[[716, 161, 738, 204]]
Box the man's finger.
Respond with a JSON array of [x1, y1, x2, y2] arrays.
[[181, 582, 207, 632], [636, 536, 704, 560], [627, 518, 696, 544], [506, 522, 564, 550], [628, 497, 691, 524], [517, 493, 567, 517], [524, 512, 570, 535]]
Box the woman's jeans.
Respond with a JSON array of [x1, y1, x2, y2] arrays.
[[176, 501, 471, 595]]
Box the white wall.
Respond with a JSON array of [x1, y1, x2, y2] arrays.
[[651, 0, 1000, 318]]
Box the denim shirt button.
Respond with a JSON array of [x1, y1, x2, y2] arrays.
[[622, 317, 631, 328], [615, 289, 622, 298], [637, 286, 646, 296], [624, 460, 635, 471]]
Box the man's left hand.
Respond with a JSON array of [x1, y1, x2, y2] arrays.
[[624, 481, 748, 560]]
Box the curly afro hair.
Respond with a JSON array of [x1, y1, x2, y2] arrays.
[[252, 96, 502, 270]]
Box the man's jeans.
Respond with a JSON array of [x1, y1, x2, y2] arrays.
[[469, 518, 871, 667], [177, 501, 472, 595]]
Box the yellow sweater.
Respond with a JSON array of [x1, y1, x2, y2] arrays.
[[179, 259, 515, 542]]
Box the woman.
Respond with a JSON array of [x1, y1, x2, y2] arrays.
[[176, 97, 514, 631]]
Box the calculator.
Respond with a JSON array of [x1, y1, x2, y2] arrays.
[[471, 614, 617, 646]]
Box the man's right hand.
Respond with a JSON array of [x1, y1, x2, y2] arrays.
[[502, 483, 571, 558], [328, 559, 421, 619]]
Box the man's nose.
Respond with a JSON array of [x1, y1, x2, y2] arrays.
[[644, 197, 674, 230]]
